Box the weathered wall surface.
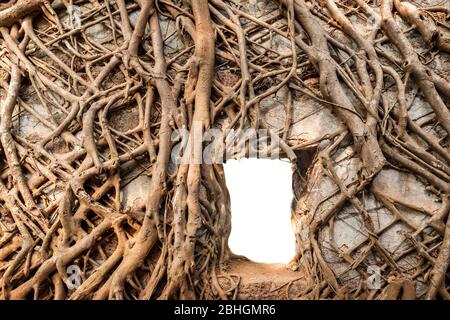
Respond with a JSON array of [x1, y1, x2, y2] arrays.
[[1, 0, 449, 300]]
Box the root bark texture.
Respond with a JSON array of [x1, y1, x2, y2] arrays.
[[0, 0, 449, 300]]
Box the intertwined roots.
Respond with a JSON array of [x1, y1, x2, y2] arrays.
[[0, 0, 449, 300]]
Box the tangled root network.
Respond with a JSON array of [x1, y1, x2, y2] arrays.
[[0, 0, 449, 300]]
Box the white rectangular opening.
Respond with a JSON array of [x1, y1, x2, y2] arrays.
[[224, 158, 296, 264]]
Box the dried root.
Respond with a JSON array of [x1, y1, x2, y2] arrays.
[[0, 0, 448, 300]]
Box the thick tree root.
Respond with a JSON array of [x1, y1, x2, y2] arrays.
[[0, 0, 448, 300]]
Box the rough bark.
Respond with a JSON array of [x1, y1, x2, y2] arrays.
[[0, 0, 448, 300]]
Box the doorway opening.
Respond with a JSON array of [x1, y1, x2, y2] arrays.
[[224, 158, 296, 264]]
